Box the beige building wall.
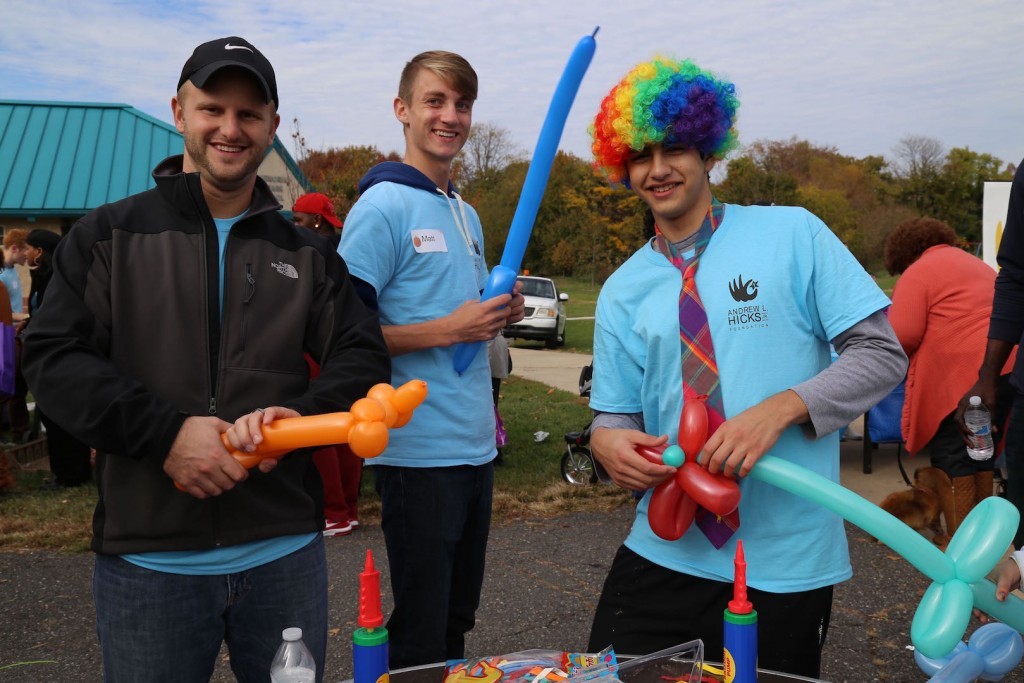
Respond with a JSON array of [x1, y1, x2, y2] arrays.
[[258, 150, 305, 210]]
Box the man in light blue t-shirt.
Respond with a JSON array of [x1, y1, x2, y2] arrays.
[[584, 57, 907, 678], [339, 51, 525, 669]]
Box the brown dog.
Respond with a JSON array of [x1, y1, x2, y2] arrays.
[[877, 467, 947, 546]]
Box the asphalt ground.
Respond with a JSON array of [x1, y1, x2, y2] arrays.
[[0, 347, 1012, 682], [0, 499, 950, 683]]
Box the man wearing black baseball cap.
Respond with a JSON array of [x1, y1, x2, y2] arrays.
[[24, 36, 390, 682], [178, 36, 279, 109]]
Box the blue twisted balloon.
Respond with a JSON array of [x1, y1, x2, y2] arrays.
[[750, 455, 1024, 660], [914, 622, 1023, 681], [452, 28, 599, 374]]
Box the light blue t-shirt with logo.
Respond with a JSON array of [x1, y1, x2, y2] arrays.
[[339, 180, 495, 467], [591, 204, 890, 593]]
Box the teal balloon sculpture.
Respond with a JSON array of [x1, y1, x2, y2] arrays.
[[750, 455, 1023, 660]]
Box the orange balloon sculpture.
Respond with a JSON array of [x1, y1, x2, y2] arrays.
[[176, 380, 428, 490], [224, 380, 428, 463]]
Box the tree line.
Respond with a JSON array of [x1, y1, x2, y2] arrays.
[[295, 120, 1017, 279]]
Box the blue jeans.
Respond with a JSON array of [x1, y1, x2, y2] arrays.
[[94, 536, 327, 682], [373, 464, 493, 668]]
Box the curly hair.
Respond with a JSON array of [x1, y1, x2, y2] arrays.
[[589, 56, 740, 184], [883, 217, 961, 275]]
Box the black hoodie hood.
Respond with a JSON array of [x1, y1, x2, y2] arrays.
[[358, 161, 458, 197]]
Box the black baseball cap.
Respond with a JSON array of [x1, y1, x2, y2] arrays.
[[177, 36, 278, 109]]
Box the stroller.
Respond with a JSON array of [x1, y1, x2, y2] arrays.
[[561, 363, 598, 484]]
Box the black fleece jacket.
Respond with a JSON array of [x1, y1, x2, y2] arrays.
[[23, 156, 390, 554]]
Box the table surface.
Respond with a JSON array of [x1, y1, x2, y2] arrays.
[[354, 657, 823, 683]]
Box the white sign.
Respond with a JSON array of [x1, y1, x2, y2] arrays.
[[983, 181, 1012, 269]]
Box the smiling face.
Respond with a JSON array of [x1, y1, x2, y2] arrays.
[[172, 67, 280, 201], [394, 67, 473, 185], [626, 144, 717, 241]]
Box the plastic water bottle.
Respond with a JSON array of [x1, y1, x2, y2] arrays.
[[964, 396, 995, 461], [270, 627, 316, 683]]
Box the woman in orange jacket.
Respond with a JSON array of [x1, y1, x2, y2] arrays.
[[885, 217, 1014, 537]]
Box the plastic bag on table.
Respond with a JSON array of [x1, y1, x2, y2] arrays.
[[615, 641, 706, 683], [443, 647, 618, 683]]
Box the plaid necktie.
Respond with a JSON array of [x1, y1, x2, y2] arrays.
[[653, 200, 739, 548]]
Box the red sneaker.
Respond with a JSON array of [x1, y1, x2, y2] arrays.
[[323, 520, 353, 537]]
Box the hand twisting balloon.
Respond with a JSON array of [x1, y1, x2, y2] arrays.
[[636, 398, 740, 541], [176, 380, 427, 491], [914, 622, 1023, 682]]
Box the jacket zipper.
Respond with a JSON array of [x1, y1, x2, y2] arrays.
[[181, 179, 222, 414]]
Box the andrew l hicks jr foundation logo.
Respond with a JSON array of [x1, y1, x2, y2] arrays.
[[728, 275, 758, 302], [725, 274, 768, 330]]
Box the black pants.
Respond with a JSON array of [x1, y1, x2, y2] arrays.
[[588, 545, 833, 678], [1003, 392, 1024, 548], [373, 463, 493, 669], [927, 412, 996, 477], [40, 409, 91, 486]]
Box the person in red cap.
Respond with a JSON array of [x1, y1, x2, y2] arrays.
[[293, 192, 343, 242], [292, 192, 361, 535]]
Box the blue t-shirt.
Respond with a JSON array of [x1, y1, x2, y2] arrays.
[[124, 211, 317, 574], [591, 204, 890, 592], [339, 181, 495, 467], [0, 265, 22, 314]]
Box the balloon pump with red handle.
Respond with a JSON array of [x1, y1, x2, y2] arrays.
[[353, 549, 389, 683], [723, 540, 758, 682]]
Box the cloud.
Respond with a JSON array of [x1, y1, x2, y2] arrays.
[[2, 0, 1021, 167]]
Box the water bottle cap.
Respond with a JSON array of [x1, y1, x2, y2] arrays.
[[282, 627, 303, 641], [970, 396, 982, 406]]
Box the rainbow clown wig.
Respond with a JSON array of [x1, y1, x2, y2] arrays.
[[590, 57, 740, 184]]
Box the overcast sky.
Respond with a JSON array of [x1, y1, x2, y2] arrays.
[[3, 0, 1021, 173]]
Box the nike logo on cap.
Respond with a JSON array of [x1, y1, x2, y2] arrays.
[[224, 43, 253, 52]]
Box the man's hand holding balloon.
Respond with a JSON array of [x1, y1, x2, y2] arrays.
[[701, 389, 809, 478], [590, 427, 673, 491], [449, 279, 524, 344], [505, 280, 526, 328], [164, 416, 247, 499], [225, 406, 302, 468]]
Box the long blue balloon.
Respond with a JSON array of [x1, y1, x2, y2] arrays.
[[453, 28, 599, 374]]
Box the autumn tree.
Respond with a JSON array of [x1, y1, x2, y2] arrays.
[[934, 147, 1012, 243], [889, 135, 946, 217], [299, 146, 401, 222], [457, 122, 525, 193]]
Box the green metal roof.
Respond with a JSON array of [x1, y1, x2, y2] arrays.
[[0, 100, 309, 217]]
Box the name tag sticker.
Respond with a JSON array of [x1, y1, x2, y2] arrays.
[[411, 229, 448, 253]]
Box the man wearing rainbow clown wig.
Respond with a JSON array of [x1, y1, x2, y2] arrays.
[[585, 57, 907, 677]]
